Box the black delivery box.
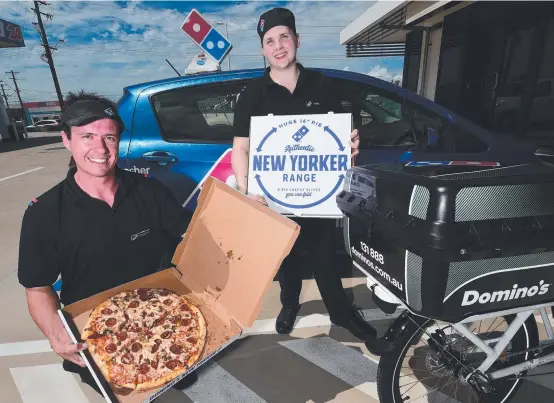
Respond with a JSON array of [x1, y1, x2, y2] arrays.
[[337, 161, 554, 322]]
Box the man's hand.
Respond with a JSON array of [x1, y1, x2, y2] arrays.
[[25, 286, 87, 367], [249, 194, 268, 206], [350, 129, 360, 165], [50, 329, 87, 367]]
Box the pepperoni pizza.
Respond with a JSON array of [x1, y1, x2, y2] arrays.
[[81, 288, 206, 392]]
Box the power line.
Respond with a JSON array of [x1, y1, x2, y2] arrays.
[[32, 0, 64, 108], [4, 71, 29, 139]]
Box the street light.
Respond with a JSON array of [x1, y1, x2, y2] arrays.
[[215, 21, 231, 71]]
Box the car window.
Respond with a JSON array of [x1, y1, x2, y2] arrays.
[[333, 78, 416, 149], [404, 102, 488, 153], [150, 80, 251, 143]]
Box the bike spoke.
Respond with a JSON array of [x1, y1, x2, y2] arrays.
[[404, 378, 460, 402]]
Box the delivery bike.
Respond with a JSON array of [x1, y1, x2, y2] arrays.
[[366, 274, 554, 403]]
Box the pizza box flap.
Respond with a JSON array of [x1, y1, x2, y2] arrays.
[[172, 177, 300, 328]]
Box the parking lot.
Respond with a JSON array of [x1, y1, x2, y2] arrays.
[[1, 134, 554, 403]]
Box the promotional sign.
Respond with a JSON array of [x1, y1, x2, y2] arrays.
[[248, 113, 352, 218], [0, 19, 24, 48], [181, 9, 232, 65]]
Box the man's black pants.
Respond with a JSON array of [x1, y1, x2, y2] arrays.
[[63, 360, 104, 395], [278, 218, 352, 319]]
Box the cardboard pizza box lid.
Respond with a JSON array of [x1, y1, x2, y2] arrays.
[[172, 177, 300, 329]]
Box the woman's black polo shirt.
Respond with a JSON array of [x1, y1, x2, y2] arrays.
[[233, 64, 345, 138], [18, 167, 192, 306]]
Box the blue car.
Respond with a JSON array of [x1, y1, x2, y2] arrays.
[[116, 67, 537, 215], [52, 68, 540, 292]]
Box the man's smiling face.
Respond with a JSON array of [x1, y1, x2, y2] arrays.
[[62, 118, 120, 178]]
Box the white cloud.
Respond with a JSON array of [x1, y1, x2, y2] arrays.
[[367, 65, 403, 84], [0, 1, 403, 102]]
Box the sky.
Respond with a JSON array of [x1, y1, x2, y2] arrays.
[[0, 0, 404, 103]]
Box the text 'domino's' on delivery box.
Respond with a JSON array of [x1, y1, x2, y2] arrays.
[[58, 177, 300, 403]]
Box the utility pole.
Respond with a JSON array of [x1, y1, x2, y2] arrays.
[[0, 81, 19, 141], [32, 1, 64, 108], [215, 21, 231, 71], [5, 71, 28, 139]]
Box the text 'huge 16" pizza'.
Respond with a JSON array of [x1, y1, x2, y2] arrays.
[[81, 288, 206, 392]]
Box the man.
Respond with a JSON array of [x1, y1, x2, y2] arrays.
[[17, 91, 198, 395], [232, 7, 390, 353]]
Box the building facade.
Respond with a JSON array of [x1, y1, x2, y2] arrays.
[[8, 100, 62, 125], [341, 1, 554, 140]]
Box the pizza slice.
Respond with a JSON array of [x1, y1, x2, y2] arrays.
[[82, 299, 127, 340], [86, 332, 138, 391], [135, 327, 189, 392], [149, 288, 182, 310]]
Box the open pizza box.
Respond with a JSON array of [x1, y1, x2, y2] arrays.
[[57, 177, 300, 403]]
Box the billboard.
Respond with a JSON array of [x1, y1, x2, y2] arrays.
[[0, 19, 25, 48]]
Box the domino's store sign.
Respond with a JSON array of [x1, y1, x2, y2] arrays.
[[181, 9, 232, 64], [247, 113, 352, 218]]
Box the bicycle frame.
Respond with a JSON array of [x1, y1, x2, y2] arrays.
[[360, 264, 554, 382], [363, 272, 554, 383], [451, 305, 554, 381]]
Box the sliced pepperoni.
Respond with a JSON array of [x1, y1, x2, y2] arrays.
[[128, 301, 140, 309], [165, 360, 178, 370], [116, 332, 127, 342], [181, 318, 191, 327], [139, 293, 151, 302], [137, 288, 149, 295], [161, 331, 172, 339], [105, 343, 117, 354], [153, 318, 165, 327], [151, 360, 159, 369], [170, 345, 182, 355], [105, 318, 117, 327], [121, 353, 133, 365], [180, 304, 191, 312], [131, 342, 142, 353], [101, 308, 112, 315], [188, 337, 197, 344], [138, 363, 150, 374], [151, 344, 159, 354]]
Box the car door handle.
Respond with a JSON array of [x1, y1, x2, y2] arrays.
[[142, 151, 178, 164]]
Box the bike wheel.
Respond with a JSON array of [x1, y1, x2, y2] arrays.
[[377, 313, 539, 403]]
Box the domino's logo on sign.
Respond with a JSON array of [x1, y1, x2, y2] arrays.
[[292, 125, 309, 142], [181, 9, 232, 64]]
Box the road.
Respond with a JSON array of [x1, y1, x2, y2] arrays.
[[0, 133, 553, 403]]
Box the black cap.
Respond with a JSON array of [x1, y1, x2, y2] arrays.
[[60, 99, 125, 131], [257, 7, 296, 42]]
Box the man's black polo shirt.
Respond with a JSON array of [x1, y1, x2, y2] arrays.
[[233, 63, 344, 137], [18, 167, 192, 306]]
